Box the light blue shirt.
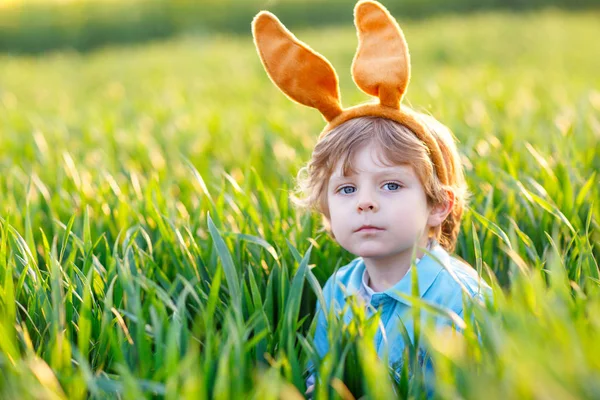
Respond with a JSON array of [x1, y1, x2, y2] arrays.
[[306, 241, 492, 390]]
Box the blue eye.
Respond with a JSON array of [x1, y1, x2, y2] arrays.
[[384, 182, 401, 191], [339, 186, 356, 194]]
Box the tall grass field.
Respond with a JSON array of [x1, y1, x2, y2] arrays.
[[0, 9, 599, 399]]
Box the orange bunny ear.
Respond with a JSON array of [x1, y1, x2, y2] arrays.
[[252, 12, 343, 122], [352, 0, 411, 109]]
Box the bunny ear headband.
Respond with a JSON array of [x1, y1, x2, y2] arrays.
[[252, 0, 448, 185]]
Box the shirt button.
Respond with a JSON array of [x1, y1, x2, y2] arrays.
[[370, 294, 388, 308]]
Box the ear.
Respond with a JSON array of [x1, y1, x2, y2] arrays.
[[427, 189, 455, 228], [351, 0, 411, 109], [252, 11, 343, 122]]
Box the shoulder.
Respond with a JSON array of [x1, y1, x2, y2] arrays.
[[443, 255, 491, 297], [425, 249, 492, 312]]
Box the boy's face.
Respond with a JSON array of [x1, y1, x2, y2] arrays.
[[326, 142, 441, 260]]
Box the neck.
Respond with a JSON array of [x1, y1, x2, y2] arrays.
[[364, 236, 431, 292]]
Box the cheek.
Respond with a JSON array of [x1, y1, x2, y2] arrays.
[[327, 198, 351, 235], [327, 195, 346, 217], [328, 205, 345, 230], [389, 192, 430, 221]]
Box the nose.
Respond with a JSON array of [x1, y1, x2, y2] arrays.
[[357, 193, 379, 213]]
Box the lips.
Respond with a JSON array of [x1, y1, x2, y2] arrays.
[[355, 225, 384, 232]]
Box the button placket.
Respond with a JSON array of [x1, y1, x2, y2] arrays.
[[371, 294, 394, 350]]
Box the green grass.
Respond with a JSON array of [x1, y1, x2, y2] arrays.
[[1, 0, 596, 53], [0, 9, 599, 399]]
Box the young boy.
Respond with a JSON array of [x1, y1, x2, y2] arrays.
[[298, 115, 491, 393], [251, 0, 493, 394]]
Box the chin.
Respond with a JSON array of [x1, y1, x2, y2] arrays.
[[352, 244, 390, 258]]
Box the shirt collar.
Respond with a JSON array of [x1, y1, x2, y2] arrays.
[[344, 240, 448, 306]]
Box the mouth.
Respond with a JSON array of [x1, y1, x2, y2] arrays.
[[355, 225, 384, 233]]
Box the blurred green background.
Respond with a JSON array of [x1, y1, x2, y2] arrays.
[[0, 0, 599, 54], [1, 0, 600, 398]]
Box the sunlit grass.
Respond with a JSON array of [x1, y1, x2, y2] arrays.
[[0, 10, 598, 399]]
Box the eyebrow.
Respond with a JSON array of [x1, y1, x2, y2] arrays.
[[329, 168, 411, 185]]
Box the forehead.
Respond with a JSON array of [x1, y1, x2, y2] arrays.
[[329, 164, 414, 181], [329, 159, 417, 188], [329, 142, 416, 178]]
